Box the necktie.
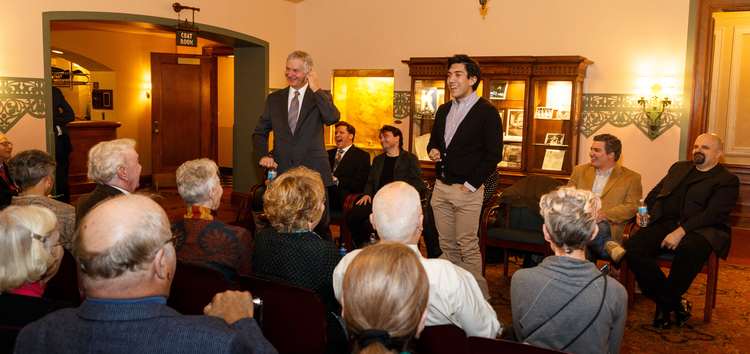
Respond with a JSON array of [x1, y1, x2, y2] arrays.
[[0, 164, 15, 190], [288, 90, 300, 133], [333, 149, 344, 172]]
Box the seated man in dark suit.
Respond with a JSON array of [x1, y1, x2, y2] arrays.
[[625, 133, 739, 329], [16, 194, 277, 354], [327, 121, 370, 211], [345, 125, 424, 248], [0, 133, 18, 208], [74, 138, 142, 226]]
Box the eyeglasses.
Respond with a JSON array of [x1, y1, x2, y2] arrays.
[[55, 239, 69, 248], [0, 141, 12, 148], [164, 235, 178, 248]]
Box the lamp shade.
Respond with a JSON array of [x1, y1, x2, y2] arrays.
[[661, 76, 674, 88]]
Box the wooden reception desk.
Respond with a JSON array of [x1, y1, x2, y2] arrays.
[[67, 121, 121, 197]]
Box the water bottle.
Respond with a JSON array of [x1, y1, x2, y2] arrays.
[[267, 167, 277, 189], [369, 233, 377, 245], [638, 199, 649, 227], [340, 243, 347, 256]]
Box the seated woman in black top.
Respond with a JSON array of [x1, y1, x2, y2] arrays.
[[345, 125, 424, 248], [251, 166, 347, 354]]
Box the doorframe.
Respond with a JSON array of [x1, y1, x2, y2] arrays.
[[42, 11, 269, 196]]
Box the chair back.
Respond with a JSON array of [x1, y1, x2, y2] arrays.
[[415, 324, 467, 354], [466, 336, 571, 353], [167, 262, 229, 315], [43, 249, 83, 305], [235, 275, 328, 354], [507, 206, 545, 230]]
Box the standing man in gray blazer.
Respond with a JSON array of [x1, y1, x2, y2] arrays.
[[253, 51, 340, 241]]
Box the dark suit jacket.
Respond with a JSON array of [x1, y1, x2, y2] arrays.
[[363, 149, 424, 197], [74, 184, 123, 226], [0, 162, 18, 209], [427, 97, 503, 189], [252, 87, 340, 186], [0, 293, 75, 353], [52, 87, 75, 138], [327, 145, 370, 209], [645, 161, 739, 259], [15, 300, 277, 354]]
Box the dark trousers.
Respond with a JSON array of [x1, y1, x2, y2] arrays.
[[54, 134, 72, 204], [624, 218, 713, 310], [344, 196, 373, 249], [586, 221, 615, 261]]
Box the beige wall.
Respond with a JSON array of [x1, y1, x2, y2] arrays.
[[296, 0, 691, 192]]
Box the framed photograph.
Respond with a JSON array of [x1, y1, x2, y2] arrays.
[[92, 89, 113, 110], [490, 81, 508, 100], [542, 149, 566, 171], [504, 109, 524, 142], [498, 144, 522, 168], [544, 133, 565, 145], [534, 106, 555, 119]]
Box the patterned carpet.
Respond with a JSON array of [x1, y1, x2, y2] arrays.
[[485, 258, 750, 354]]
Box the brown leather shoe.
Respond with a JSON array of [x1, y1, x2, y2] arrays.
[[605, 241, 627, 263]]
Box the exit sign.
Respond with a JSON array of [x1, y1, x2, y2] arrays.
[[176, 30, 197, 47]]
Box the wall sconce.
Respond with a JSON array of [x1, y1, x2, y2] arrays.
[[637, 76, 673, 136], [480, 0, 487, 9]]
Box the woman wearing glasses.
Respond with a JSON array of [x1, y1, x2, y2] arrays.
[[7, 150, 75, 248], [0, 205, 71, 351]]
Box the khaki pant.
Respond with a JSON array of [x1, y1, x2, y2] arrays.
[[431, 180, 490, 300]]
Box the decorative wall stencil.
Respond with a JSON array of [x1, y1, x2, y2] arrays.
[[393, 91, 410, 119], [0, 77, 46, 133], [581, 94, 683, 140]]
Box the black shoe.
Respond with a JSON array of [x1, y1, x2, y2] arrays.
[[674, 298, 692, 327], [653, 306, 672, 329]]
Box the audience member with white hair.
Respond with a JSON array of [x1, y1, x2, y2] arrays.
[[172, 158, 253, 287], [0, 205, 71, 352], [333, 181, 503, 338], [74, 138, 142, 226], [15, 194, 277, 354], [511, 187, 627, 354]]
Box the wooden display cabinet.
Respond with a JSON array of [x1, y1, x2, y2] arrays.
[[402, 56, 592, 190]]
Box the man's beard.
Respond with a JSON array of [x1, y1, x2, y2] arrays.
[[694, 152, 705, 165]]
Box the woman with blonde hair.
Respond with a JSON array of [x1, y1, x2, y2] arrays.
[[342, 242, 430, 354], [252, 166, 347, 354], [0, 205, 71, 351]]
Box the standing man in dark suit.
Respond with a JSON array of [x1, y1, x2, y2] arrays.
[[0, 133, 17, 208], [52, 87, 76, 204], [625, 133, 739, 329], [74, 138, 141, 226], [253, 50, 340, 241], [427, 54, 503, 300], [16, 194, 277, 354], [327, 121, 370, 211]]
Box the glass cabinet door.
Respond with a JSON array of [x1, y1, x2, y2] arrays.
[[412, 80, 445, 160], [490, 79, 526, 170], [529, 80, 573, 172]]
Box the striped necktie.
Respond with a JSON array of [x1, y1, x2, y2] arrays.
[[333, 149, 344, 172], [0, 164, 15, 190], [288, 90, 300, 133]]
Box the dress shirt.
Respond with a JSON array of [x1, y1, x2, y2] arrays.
[[332, 244, 501, 338], [591, 166, 614, 197], [287, 83, 309, 111], [444, 91, 480, 147], [337, 144, 352, 159], [109, 184, 131, 195]]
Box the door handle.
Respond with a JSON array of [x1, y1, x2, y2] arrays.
[[154, 121, 159, 134]]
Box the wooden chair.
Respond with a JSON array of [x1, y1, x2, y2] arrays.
[[466, 336, 571, 353], [622, 224, 720, 323], [44, 249, 84, 305], [167, 262, 229, 315], [229, 182, 266, 237], [235, 275, 328, 354], [480, 203, 551, 276], [415, 325, 467, 354]]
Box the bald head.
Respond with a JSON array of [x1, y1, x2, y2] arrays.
[[371, 182, 422, 243], [693, 133, 724, 171], [72, 194, 172, 281]]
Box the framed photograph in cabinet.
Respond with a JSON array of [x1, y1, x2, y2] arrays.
[[504, 109, 524, 142], [544, 133, 565, 145], [490, 81, 508, 99], [92, 89, 113, 110], [534, 107, 555, 119], [499, 144, 522, 168]]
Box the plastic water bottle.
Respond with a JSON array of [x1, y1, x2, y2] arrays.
[[369, 233, 377, 245], [340, 243, 347, 256], [638, 199, 649, 227], [267, 167, 277, 189]]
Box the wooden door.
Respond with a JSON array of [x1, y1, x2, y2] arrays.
[[151, 53, 217, 189]]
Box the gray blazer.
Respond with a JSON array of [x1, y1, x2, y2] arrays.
[[15, 300, 278, 354], [252, 87, 340, 186]]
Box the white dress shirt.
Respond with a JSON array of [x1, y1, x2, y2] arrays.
[[332, 244, 501, 338]]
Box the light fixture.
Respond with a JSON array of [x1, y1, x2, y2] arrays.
[[479, 0, 487, 9], [146, 88, 152, 99], [637, 76, 673, 136], [52, 50, 63, 54]]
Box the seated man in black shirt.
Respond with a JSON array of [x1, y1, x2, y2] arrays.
[[624, 133, 739, 329], [344, 125, 424, 248]]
